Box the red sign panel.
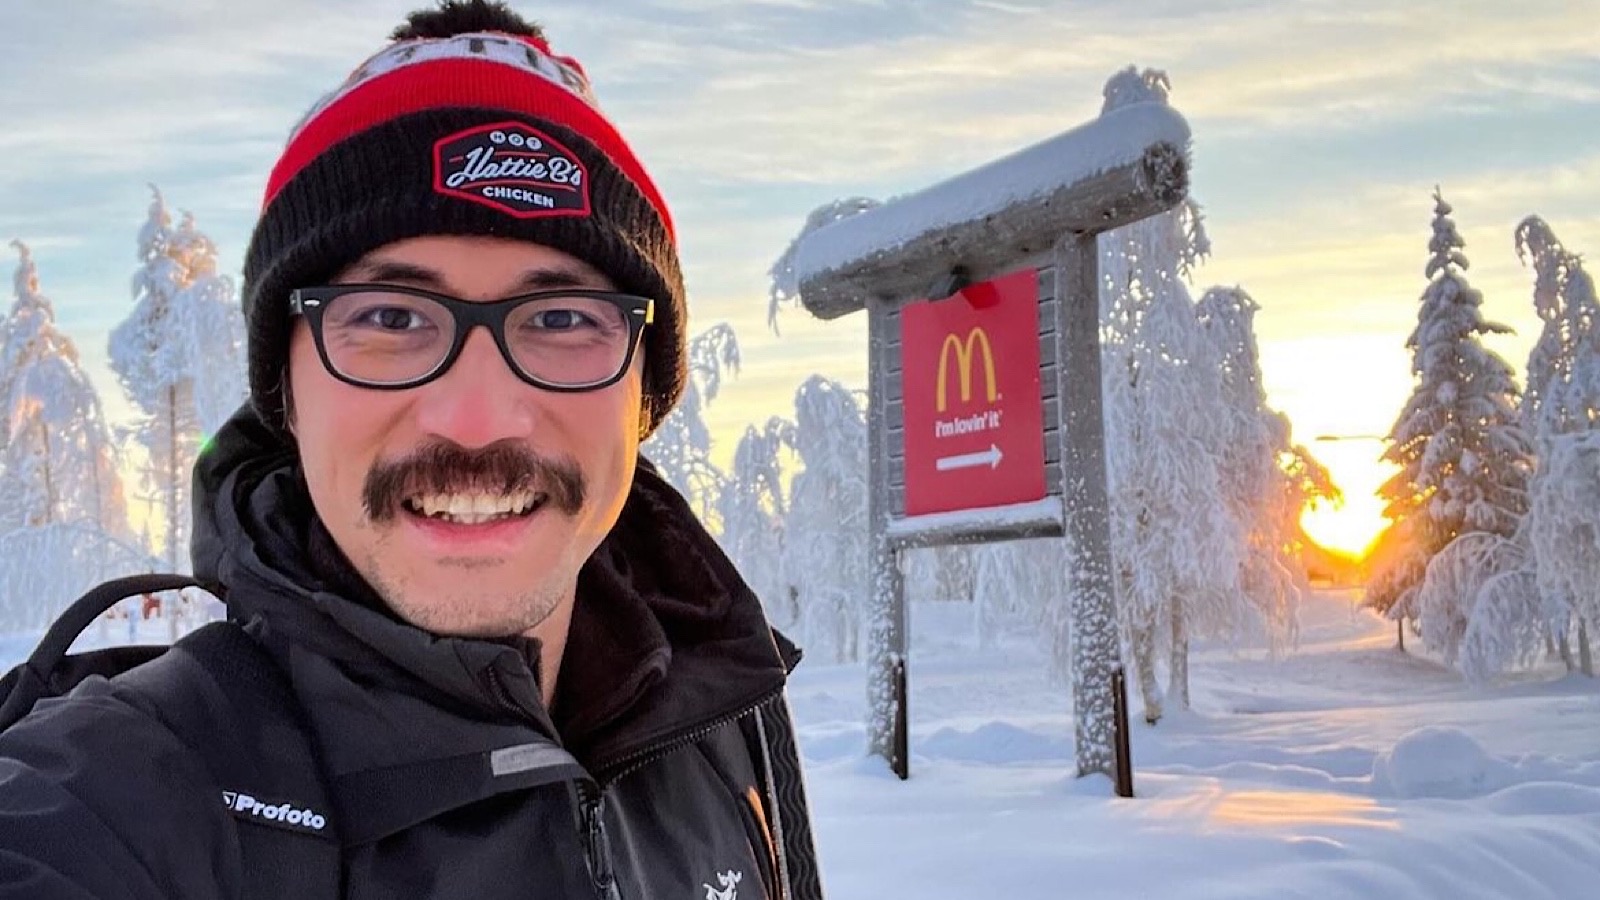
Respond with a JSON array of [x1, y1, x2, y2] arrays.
[[900, 269, 1046, 516]]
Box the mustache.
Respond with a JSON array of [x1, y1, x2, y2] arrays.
[[362, 440, 586, 523]]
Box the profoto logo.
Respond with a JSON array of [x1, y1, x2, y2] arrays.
[[935, 327, 998, 413], [221, 790, 328, 834]]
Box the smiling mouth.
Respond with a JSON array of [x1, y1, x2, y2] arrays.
[[400, 491, 550, 525]]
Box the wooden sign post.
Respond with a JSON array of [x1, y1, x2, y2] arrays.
[[786, 102, 1190, 784]]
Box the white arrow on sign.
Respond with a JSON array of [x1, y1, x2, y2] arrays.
[[935, 444, 1003, 471]]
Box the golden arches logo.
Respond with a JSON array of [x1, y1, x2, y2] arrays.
[[935, 327, 998, 413]]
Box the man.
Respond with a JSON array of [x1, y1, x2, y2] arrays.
[[0, 2, 821, 898]]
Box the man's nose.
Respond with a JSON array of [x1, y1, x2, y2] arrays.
[[411, 327, 539, 448]]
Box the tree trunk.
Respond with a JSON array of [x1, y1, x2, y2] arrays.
[[166, 385, 179, 572], [783, 584, 800, 631], [1167, 597, 1189, 712], [39, 424, 54, 526], [91, 435, 105, 533], [1132, 618, 1163, 724], [1397, 619, 1405, 653], [1579, 618, 1594, 678], [1558, 626, 1575, 673]]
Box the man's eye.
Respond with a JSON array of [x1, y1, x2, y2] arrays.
[[531, 309, 597, 330], [355, 307, 428, 330]]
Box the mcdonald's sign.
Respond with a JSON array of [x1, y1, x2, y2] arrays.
[[900, 269, 1046, 517], [935, 328, 999, 413]]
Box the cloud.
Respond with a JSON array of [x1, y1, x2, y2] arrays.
[[542, 0, 1600, 196]]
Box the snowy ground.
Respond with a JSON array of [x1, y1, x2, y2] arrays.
[[3, 590, 1596, 898], [792, 590, 1600, 899]]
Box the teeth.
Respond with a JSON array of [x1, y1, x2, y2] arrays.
[[406, 491, 539, 523]]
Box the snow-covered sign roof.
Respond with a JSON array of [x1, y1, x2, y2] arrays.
[[793, 102, 1190, 319]]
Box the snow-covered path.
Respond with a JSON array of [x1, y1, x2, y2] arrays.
[[792, 591, 1600, 899]]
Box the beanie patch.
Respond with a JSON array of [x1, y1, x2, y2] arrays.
[[434, 121, 591, 219]]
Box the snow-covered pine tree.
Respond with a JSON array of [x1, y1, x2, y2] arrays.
[[1097, 67, 1244, 722], [0, 242, 147, 631], [642, 323, 739, 528], [715, 417, 797, 626], [171, 212, 249, 434], [782, 375, 869, 663], [1370, 191, 1532, 659], [109, 188, 247, 572]]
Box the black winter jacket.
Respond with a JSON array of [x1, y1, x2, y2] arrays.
[[0, 409, 820, 899]]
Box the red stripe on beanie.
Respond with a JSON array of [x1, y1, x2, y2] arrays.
[[264, 57, 674, 241]]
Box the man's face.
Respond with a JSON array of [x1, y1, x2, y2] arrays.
[[287, 235, 644, 637]]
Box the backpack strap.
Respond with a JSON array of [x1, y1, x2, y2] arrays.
[[118, 620, 343, 899], [0, 573, 208, 730], [745, 696, 824, 900]]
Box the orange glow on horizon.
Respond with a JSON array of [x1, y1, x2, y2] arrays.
[[1298, 440, 1397, 561], [1301, 500, 1385, 560]]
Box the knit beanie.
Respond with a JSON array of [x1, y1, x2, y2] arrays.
[[242, 25, 686, 438]]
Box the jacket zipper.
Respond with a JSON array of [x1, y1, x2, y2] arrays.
[[485, 668, 622, 899], [581, 688, 783, 900], [491, 668, 787, 898], [594, 686, 783, 787], [577, 780, 623, 900]]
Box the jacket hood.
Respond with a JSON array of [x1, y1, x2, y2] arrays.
[[191, 405, 796, 773]]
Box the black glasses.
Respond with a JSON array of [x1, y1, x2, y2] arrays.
[[288, 284, 654, 391]]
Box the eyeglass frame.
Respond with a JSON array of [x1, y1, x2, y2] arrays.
[[287, 283, 655, 392]]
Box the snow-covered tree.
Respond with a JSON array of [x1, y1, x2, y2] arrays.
[[715, 417, 797, 626], [1526, 432, 1600, 673], [1097, 67, 1244, 722], [1196, 287, 1332, 656], [782, 376, 869, 663], [1415, 530, 1525, 668], [643, 323, 740, 527], [903, 546, 977, 605], [1516, 216, 1600, 445], [109, 188, 247, 571], [0, 242, 132, 540], [971, 538, 1071, 652], [0, 522, 162, 634], [1370, 191, 1533, 656], [1513, 217, 1600, 675]]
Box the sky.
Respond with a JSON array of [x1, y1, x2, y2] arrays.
[[2, 0, 1598, 556]]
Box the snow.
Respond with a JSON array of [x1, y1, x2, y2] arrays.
[[1370, 726, 1512, 799], [885, 496, 1063, 541], [783, 590, 1600, 898], [791, 103, 1190, 286]]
